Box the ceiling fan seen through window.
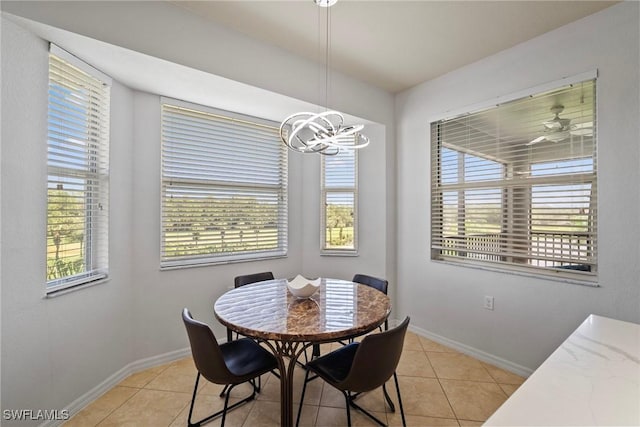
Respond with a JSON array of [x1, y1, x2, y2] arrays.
[[527, 104, 594, 146]]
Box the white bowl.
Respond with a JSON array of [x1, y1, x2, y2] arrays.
[[287, 275, 320, 298]]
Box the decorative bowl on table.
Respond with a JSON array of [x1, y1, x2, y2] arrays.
[[287, 275, 320, 298]]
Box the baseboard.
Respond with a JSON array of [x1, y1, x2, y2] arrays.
[[39, 347, 191, 427], [391, 318, 534, 378]]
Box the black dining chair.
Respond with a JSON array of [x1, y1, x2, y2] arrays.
[[353, 273, 389, 331], [296, 316, 410, 427], [234, 271, 274, 288], [222, 272, 276, 397], [227, 271, 275, 342], [182, 308, 278, 427]]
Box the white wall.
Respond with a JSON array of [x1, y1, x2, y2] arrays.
[[0, 1, 395, 422], [395, 1, 640, 372], [1, 17, 136, 424]]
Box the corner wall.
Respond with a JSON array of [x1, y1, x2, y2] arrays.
[[1, 18, 136, 425], [395, 1, 640, 371]]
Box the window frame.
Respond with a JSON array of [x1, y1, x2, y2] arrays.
[[160, 98, 288, 268], [430, 72, 598, 284], [46, 44, 111, 296], [320, 140, 359, 256]]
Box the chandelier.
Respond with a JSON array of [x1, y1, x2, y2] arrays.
[[279, 0, 370, 156]]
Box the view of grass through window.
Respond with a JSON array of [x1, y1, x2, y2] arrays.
[[47, 187, 86, 280], [163, 193, 280, 258], [322, 140, 357, 252], [160, 102, 287, 266], [325, 193, 355, 249]]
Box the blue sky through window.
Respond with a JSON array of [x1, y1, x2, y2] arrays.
[[531, 158, 593, 176], [441, 147, 503, 184]]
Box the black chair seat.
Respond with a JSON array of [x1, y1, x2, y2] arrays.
[[306, 342, 358, 385], [221, 338, 277, 380]]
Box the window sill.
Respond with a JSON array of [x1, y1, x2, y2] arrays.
[[433, 258, 599, 287], [160, 253, 287, 271], [45, 276, 110, 298], [321, 250, 359, 257]]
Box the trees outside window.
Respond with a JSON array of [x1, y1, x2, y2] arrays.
[[46, 46, 110, 293], [322, 140, 358, 254], [160, 101, 287, 267]]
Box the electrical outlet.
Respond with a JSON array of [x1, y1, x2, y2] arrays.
[[484, 296, 494, 311]]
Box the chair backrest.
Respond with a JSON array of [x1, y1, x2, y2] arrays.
[[339, 316, 410, 393], [182, 308, 234, 384], [352, 273, 388, 294], [234, 271, 274, 288]]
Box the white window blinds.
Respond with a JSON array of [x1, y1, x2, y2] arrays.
[[321, 139, 358, 253], [47, 45, 111, 293], [161, 101, 288, 267], [431, 78, 597, 280]]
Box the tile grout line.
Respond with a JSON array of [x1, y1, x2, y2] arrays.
[[438, 359, 508, 424], [424, 343, 461, 424], [86, 365, 170, 426], [169, 396, 192, 427], [93, 386, 144, 427]]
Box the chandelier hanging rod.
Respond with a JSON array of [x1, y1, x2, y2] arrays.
[[279, 0, 370, 156]]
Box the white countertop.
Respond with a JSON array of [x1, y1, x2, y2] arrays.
[[485, 314, 640, 426]]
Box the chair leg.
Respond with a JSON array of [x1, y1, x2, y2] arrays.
[[226, 328, 233, 343], [188, 378, 257, 427], [249, 376, 262, 393], [382, 382, 396, 412], [300, 344, 319, 367], [223, 373, 265, 396], [220, 383, 233, 427], [187, 372, 201, 427], [347, 392, 387, 427], [344, 391, 352, 427], [219, 384, 230, 397], [296, 369, 312, 427], [393, 372, 407, 427]]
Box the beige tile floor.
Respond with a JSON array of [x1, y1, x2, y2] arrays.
[[63, 332, 525, 426]]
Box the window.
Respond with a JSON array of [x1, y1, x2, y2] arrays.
[[431, 76, 597, 281], [161, 100, 288, 267], [321, 139, 358, 254], [46, 45, 111, 294]]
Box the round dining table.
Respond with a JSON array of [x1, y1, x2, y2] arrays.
[[213, 277, 391, 426]]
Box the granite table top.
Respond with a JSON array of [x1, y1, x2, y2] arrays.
[[214, 277, 391, 342]]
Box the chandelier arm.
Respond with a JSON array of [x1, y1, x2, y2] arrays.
[[279, 0, 368, 155]]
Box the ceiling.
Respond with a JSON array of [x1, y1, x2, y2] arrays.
[[172, 0, 616, 93], [443, 78, 596, 163]]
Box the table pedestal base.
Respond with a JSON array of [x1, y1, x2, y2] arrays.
[[261, 340, 311, 427]]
